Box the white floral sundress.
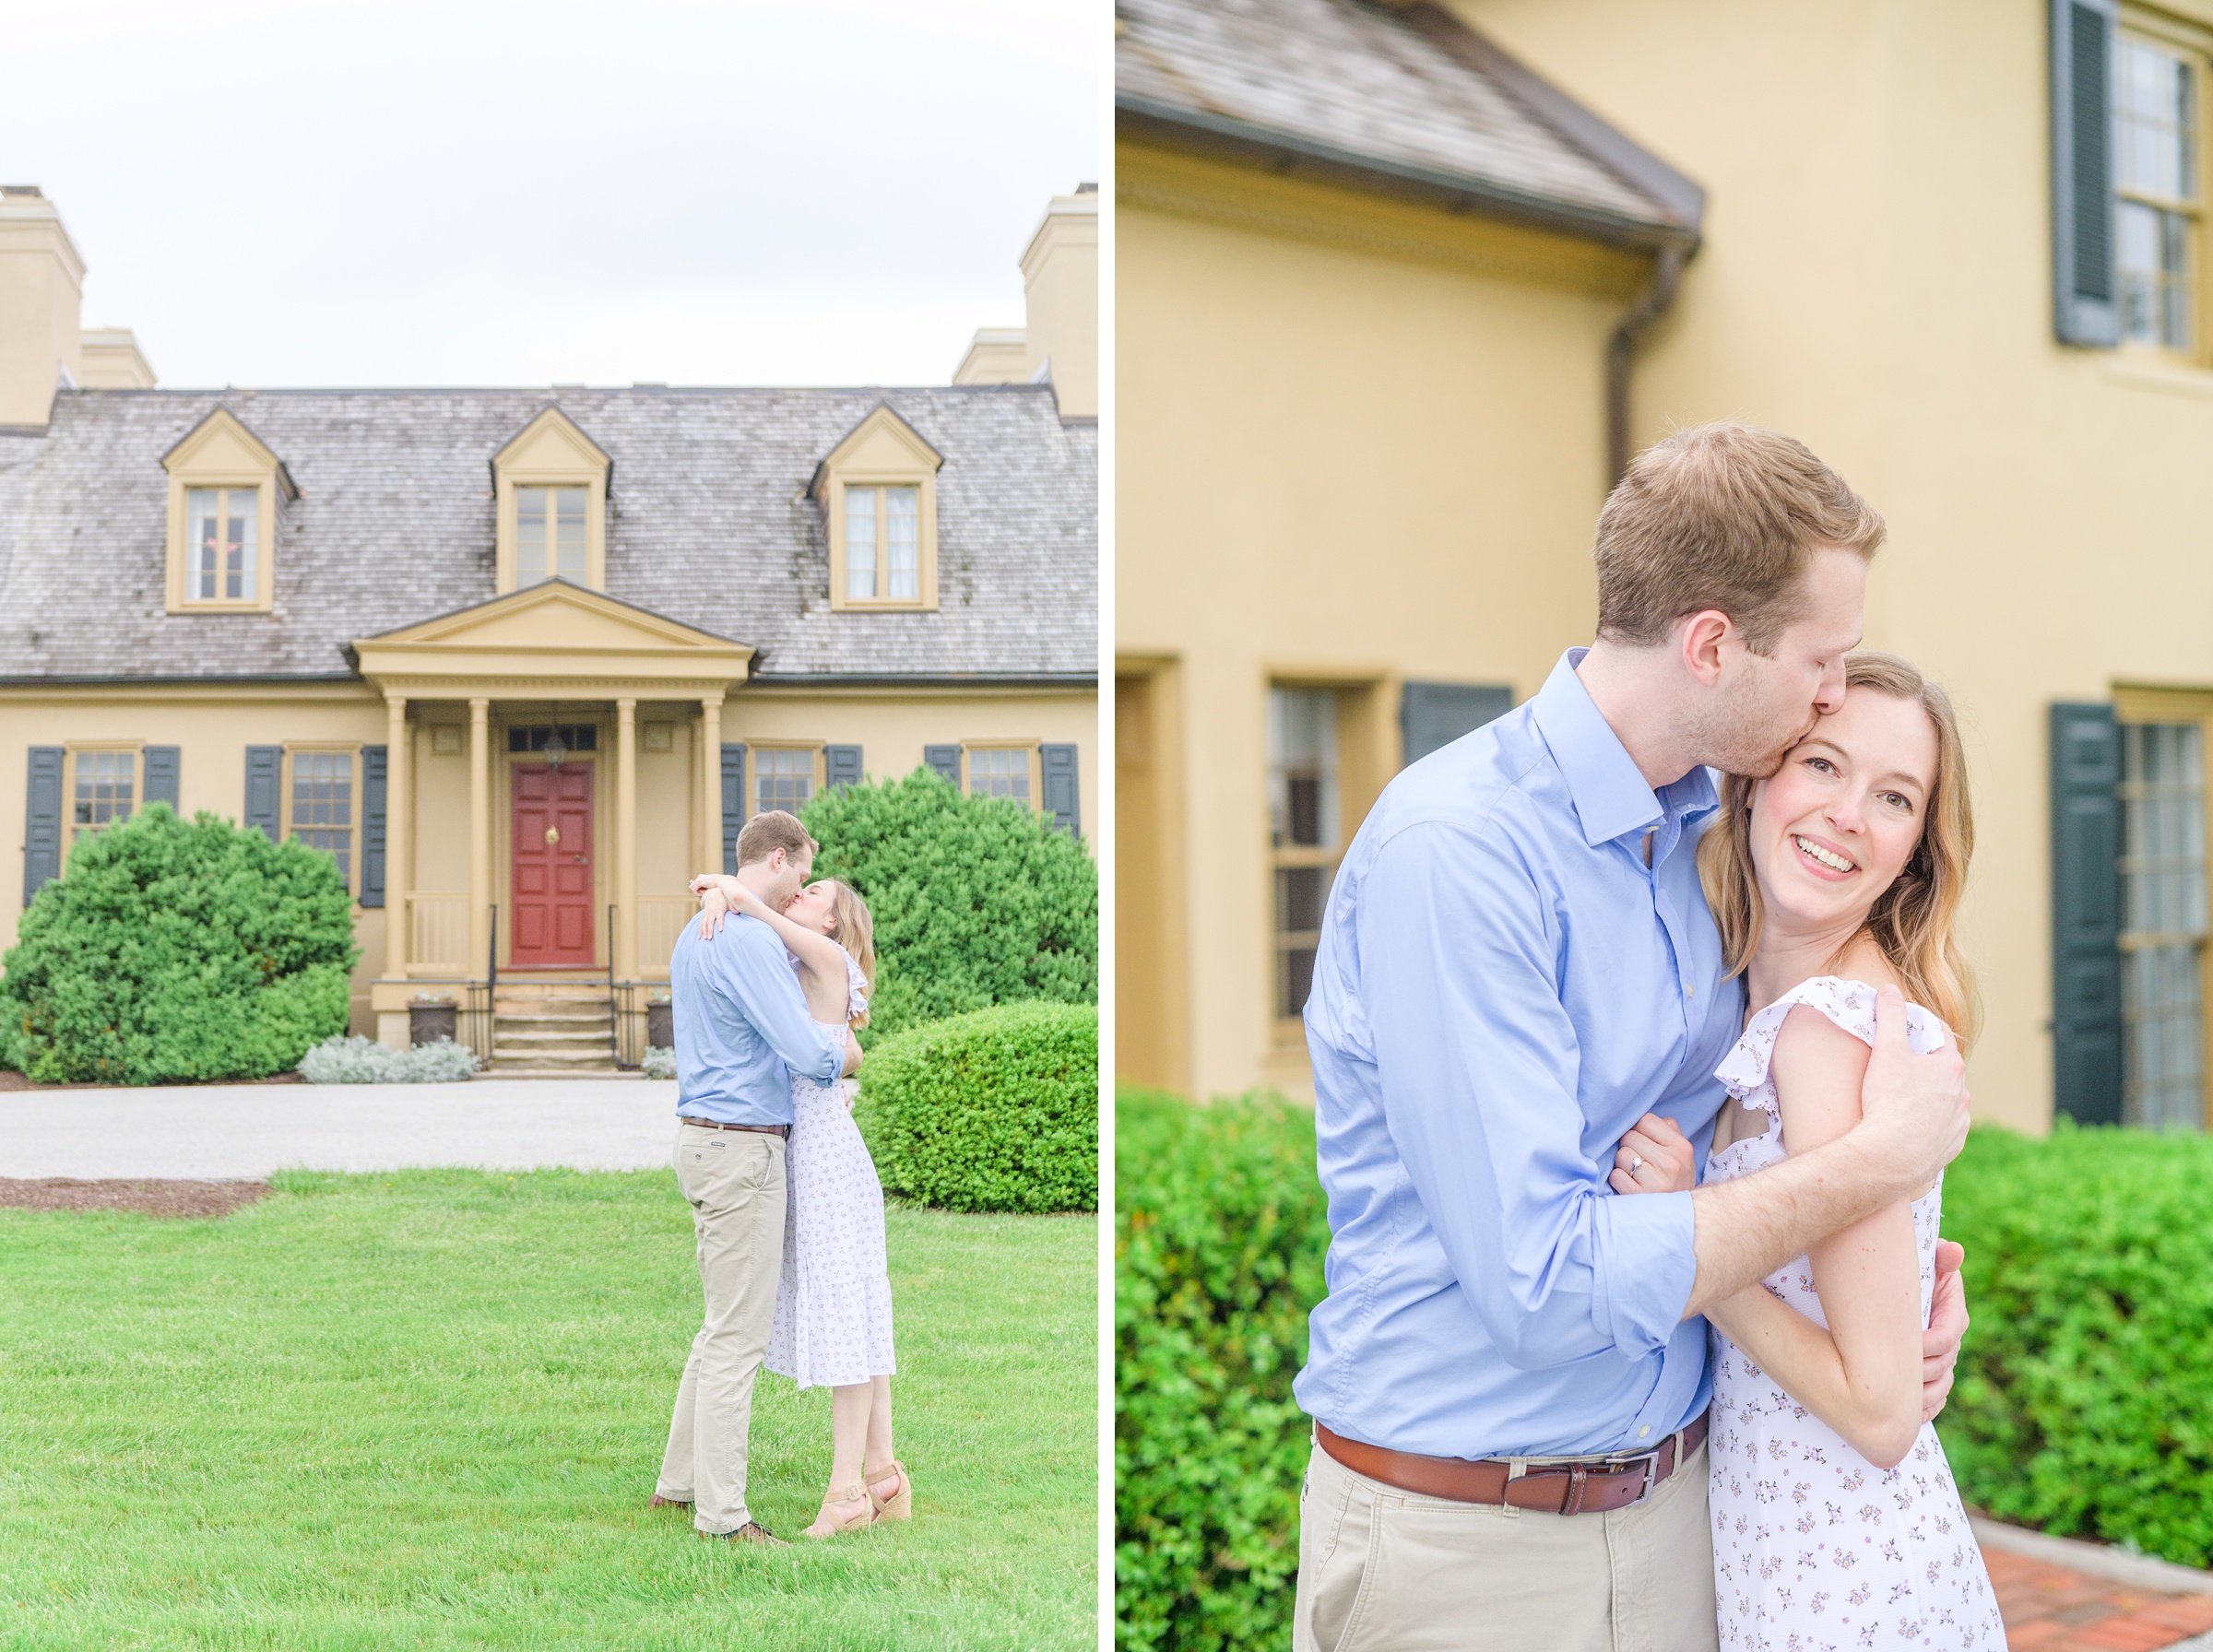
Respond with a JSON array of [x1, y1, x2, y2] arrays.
[[764, 950, 896, 1391], [1702, 975, 2003, 1650]]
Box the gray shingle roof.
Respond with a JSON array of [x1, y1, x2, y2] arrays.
[[0, 384, 1095, 682], [1118, 0, 1701, 246]]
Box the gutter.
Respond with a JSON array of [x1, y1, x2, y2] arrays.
[[1606, 236, 1694, 486]]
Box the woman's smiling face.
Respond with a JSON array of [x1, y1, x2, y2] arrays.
[[1748, 685, 1938, 936]]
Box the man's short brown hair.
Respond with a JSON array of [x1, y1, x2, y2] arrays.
[[733, 809, 816, 868], [1594, 422, 1885, 654]]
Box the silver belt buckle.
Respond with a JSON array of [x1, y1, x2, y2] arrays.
[[1603, 1446, 1664, 1508]]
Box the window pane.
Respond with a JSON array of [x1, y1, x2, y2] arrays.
[[554, 488, 586, 582], [226, 489, 257, 601], [887, 486, 918, 600], [1277, 865, 1327, 934], [846, 487, 878, 599], [1278, 945, 1318, 1021], [754, 748, 815, 816], [187, 490, 219, 600], [290, 751, 354, 884], [970, 747, 1030, 802], [516, 488, 550, 586], [2117, 39, 2196, 202], [1269, 687, 1340, 849], [2121, 720, 2207, 1129], [72, 750, 135, 842]]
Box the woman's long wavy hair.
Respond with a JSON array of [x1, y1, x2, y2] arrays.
[[821, 879, 877, 1028], [1698, 652, 1981, 1047]]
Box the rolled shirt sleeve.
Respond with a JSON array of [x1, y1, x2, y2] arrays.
[[716, 922, 847, 1083], [1359, 820, 1698, 1367]]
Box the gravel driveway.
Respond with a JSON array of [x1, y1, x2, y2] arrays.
[[0, 1080, 683, 1179]]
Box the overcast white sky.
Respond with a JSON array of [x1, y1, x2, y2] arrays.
[[4, 0, 1099, 389]]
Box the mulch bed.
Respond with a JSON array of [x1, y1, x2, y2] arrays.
[[0, 1178, 273, 1219], [0, 1070, 302, 1092]]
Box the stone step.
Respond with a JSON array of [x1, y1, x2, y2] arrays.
[[493, 1026, 613, 1044], [478, 1068, 645, 1081], [492, 999, 612, 1019], [491, 1045, 619, 1066]]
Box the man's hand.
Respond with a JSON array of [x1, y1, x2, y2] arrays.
[[842, 1029, 863, 1078], [1609, 1113, 1696, 1195], [1921, 1239, 1968, 1422], [1858, 985, 1970, 1195]]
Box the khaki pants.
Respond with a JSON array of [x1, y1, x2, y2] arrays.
[[1292, 1436, 1717, 1652], [656, 1124, 787, 1536]]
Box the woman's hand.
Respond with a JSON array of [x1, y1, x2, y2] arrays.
[[1609, 1112, 1696, 1195], [696, 886, 731, 940]]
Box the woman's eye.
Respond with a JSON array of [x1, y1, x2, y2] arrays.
[[1883, 792, 1914, 812], [1805, 757, 1835, 774]]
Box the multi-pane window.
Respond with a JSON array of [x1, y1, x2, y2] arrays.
[[969, 747, 1034, 804], [516, 487, 587, 586], [844, 485, 919, 602], [754, 748, 816, 816], [2120, 721, 2207, 1128], [72, 750, 135, 844], [2116, 36, 2201, 351], [290, 751, 355, 890], [185, 487, 258, 602], [1270, 687, 1341, 1022]]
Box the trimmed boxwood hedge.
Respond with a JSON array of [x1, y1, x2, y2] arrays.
[[1939, 1121, 2213, 1566], [0, 805, 359, 1085], [1116, 1088, 1326, 1652], [854, 1001, 1096, 1213]]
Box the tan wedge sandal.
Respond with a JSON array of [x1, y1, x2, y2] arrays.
[[802, 1481, 877, 1540], [865, 1459, 913, 1522]]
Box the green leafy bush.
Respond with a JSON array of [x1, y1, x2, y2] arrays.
[[1940, 1122, 2213, 1565], [0, 805, 360, 1085], [802, 769, 1095, 1043], [1116, 1089, 1327, 1652], [855, 1001, 1096, 1213]]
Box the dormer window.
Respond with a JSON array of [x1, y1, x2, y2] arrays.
[[814, 404, 941, 612], [161, 407, 291, 614], [845, 484, 920, 601], [186, 487, 258, 601], [516, 486, 588, 585]]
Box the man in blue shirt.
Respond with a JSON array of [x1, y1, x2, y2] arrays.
[[1292, 427, 1973, 1650], [653, 809, 855, 1544]]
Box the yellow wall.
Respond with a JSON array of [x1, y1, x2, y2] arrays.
[[1448, 0, 2213, 1133], [1117, 143, 1644, 1099]]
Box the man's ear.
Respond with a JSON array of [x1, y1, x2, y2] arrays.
[[1677, 609, 1733, 690]]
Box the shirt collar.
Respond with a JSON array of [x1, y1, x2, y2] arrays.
[[1530, 648, 1719, 850]]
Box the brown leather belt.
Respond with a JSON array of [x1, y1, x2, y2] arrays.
[[1315, 1411, 1708, 1516], [680, 1116, 788, 1138]]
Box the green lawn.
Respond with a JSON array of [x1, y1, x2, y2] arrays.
[[0, 1171, 1096, 1651]]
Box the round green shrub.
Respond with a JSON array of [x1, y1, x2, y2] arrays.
[[1939, 1121, 2213, 1566], [0, 805, 361, 1085], [1115, 1088, 1327, 1652], [801, 769, 1095, 1044], [854, 1001, 1096, 1213]]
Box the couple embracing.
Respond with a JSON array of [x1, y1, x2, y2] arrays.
[[1293, 424, 2004, 1649], [650, 808, 907, 1545]]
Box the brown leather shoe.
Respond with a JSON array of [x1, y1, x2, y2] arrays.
[[649, 1493, 692, 1509], [710, 1521, 788, 1547]]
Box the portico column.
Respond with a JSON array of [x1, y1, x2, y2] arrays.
[[701, 692, 723, 877], [384, 692, 409, 977], [616, 697, 638, 985], [468, 697, 491, 976]]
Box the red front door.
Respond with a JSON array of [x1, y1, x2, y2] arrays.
[[511, 763, 595, 965]]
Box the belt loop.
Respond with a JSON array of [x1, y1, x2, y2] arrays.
[[1564, 1465, 1589, 1516], [1500, 1457, 1526, 1518], [1669, 1423, 1688, 1475]]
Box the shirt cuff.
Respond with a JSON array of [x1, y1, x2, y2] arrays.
[[1588, 1188, 1698, 1358], [811, 1022, 846, 1081]]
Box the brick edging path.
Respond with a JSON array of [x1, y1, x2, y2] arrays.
[[1976, 1517, 2213, 1650]]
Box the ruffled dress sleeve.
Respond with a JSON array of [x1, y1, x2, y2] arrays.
[[1711, 974, 1951, 1127], [842, 952, 870, 1022]]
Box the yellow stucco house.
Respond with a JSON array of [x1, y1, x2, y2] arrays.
[[1118, 0, 2213, 1139], [0, 184, 1096, 1072]]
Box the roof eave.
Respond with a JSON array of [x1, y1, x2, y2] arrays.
[[1117, 97, 1699, 254]]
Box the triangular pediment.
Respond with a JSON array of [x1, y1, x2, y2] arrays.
[[491, 405, 609, 480], [362, 580, 740, 652], [809, 403, 942, 497], [161, 407, 298, 498]]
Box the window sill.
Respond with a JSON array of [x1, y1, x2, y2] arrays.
[[170, 601, 274, 615], [2098, 353, 2213, 400], [829, 599, 938, 614]]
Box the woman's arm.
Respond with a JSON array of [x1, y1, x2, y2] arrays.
[[1705, 1008, 1925, 1468], [692, 874, 849, 1025]]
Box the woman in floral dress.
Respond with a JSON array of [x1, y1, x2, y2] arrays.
[[1620, 654, 2003, 1648]]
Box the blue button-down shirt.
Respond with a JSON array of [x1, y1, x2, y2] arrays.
[[1294, 649, 1746, 1459], [670, 916, 846, 1127]]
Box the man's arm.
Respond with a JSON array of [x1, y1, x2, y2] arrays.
[[715, 922, 846, 1082], [1356, 824, 1698, 1369]]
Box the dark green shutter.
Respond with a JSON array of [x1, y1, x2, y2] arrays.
[[721, 743, 746, 874], [244, 746, 282, 842], [825, 745, 863, 791], [2050, 702, 2124, 1124], [360, 745, 386, 909], [924, 745, 961, 786], [23, 747, 62, 903], [143, 746, 181, 812], [2053, 0, 2120, 346], [1401, 682, 1514, 767], [1041, 743, 1080, 836]]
